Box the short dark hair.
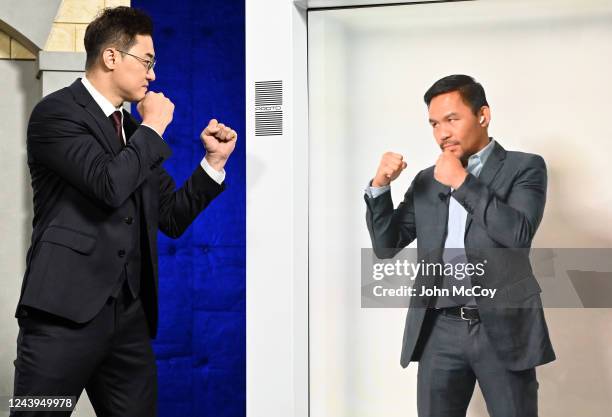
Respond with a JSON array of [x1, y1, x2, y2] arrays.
[[84, 6, 153, 70], [423, 74, 488, 115]]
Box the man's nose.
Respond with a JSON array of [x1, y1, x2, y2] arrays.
[[146, 68, 156, 81], [438, 130, 451, 143]]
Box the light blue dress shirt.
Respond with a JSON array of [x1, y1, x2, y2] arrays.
[[366, 138, 496, 307]]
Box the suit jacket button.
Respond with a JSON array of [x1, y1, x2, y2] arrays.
[[124, 216, 133, 225], [118, 249, 126, 258]]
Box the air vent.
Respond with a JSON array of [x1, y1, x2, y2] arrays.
[[255, 80, 283, 136]]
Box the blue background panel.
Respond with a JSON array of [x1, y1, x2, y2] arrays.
[[131, 1, 246, 415]]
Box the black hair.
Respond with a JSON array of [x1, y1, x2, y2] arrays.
[[423, 74, 488, 115], [84, 6, 153, 70]]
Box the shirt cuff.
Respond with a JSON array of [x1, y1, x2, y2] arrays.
[[201, 156, 226, 184], [364, 180, 390, 199], [141, 123, 164, 139]]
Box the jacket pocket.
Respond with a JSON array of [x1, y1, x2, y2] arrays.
[[501, 276, 542, 302], [40, 226, 97, 255]]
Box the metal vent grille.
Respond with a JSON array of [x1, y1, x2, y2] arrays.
[[255, 80, 283, 136]]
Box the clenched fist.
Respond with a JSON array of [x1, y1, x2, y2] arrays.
[[372, 152, 407, 187], [136, 91, 175, 136], [434, 149, 467, 189], [201, 119, 237, 171]]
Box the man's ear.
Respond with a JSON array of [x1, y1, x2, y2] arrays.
[[101, 48, 119, 70], [479, 106, 491, 127]]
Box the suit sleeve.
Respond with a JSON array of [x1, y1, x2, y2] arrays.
[[27, 97, 172, 209], [451, 154, 547, 247], [157, 164, 225, 239], [364, 173, 419, 259]]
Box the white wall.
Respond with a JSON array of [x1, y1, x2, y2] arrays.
[[246, 1, 309, 417], [308, 1, 612, 416]]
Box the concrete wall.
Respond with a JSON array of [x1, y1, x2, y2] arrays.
[[46, 0, 130, 52], [0, 30, 36, 60], [0, 57, 39, 410]]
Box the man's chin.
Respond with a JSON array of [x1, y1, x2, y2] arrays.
[[450, 148, 464, 159], [126, 92, 146, 103]]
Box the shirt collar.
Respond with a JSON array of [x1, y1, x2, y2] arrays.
[[467, 137, 495, 173], [81, 76, 123, 118]]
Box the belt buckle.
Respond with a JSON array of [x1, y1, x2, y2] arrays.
[[460, 307, 471, 321]]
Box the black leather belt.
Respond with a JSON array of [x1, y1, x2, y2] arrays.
[[438, 306, 480, 321]]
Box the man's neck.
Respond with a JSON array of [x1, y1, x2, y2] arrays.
[[84, 71, 123, 108]]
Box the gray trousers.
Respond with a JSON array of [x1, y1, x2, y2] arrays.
[[417, 310, 539, 417]]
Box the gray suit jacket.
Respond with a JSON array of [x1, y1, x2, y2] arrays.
[[365, 141, 556, 370]]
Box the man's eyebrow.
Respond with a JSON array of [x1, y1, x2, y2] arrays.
[[429, 112, 459, 123], [145, 53, 155, 59]]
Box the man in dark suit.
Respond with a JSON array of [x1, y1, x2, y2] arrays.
[[365, 75, 555, 417], [12, 7, 237, 416]]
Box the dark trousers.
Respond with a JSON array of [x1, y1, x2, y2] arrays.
[[417, 310, 539, 417], [11, 283, 157, 417]]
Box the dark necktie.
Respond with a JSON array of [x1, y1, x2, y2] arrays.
[[110, 110, 125, 146]]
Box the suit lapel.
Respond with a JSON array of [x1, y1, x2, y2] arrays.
[[69, 79, 123, 155], [464, 141, 507, 236]]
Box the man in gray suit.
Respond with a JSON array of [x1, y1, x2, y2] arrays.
[[365, 75, 555, 417]]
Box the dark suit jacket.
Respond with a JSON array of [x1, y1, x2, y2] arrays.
[[16, 79, 225, 338], [365, 141, 556, 370]]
